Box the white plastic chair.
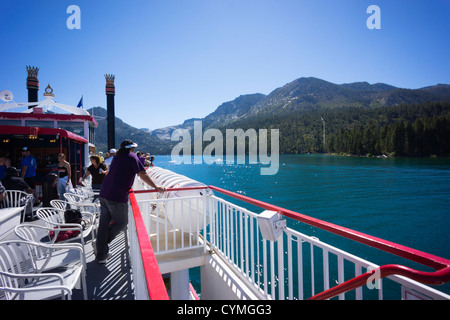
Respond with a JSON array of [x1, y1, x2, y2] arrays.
[[75, 186, 96, 200], [63, 193, 100, 237], [64, 192, 89, 204], [36, 208, 94, 249], [64, 192, 100, 211], [79, 177, 92, 189], [1, 190, 34, 222], [14, 223, 88, 271], [52, 198, 100, 241], [64, 191, 100, 216], [51, 199, 97, 227], [0, 240, 87, 300], [50, 199, 69, 211], [14, 224, 87, 271]]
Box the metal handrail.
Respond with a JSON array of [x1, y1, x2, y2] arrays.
[[131, 186, 208, 194], [309, 264, 450, 300]]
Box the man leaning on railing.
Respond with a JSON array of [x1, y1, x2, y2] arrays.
[[94, 139, 165, 264]]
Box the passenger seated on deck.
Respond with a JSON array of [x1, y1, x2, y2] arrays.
[[1, 167, 34, 196], [0, 151, 11, 179]]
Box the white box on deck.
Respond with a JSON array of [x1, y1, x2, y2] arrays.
[[257, 210, 286, 242]]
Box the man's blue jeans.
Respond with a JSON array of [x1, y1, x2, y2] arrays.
[[96, 197, 128, 261]]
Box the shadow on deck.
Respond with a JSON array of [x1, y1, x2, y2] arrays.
[[3, 215, 135, 300], [72, 230, 135, 300]]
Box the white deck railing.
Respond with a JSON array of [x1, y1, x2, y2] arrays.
[[204, 194, 450, 300], [131, 174, 450, 300], [135, 195, 209, 254]]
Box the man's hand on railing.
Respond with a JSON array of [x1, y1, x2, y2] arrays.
[[137, 170, 166, 192], [155, 186, 165, 193]]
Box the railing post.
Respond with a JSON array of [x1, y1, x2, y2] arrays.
[[277, 236, 285, 299], [323, 249, 329, 293]]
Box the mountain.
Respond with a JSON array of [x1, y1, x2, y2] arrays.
[[203, 93, 266, 128], [88, 77, 450, 156], [150, 93, 266, 140], [149, 77, 450, 139], [340, 81, 397, 92], [238, 77, 450, 120], [216, 78, 450, 156], [149, 117, 203, 140], [87, 107, 175, 154]]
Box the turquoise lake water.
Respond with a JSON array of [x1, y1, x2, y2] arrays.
[[152, 154, 450, 297]]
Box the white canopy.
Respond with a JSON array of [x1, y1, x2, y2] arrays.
[[0, 96, 90, 116]]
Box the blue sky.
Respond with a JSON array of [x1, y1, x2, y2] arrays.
[[1, 0, 449, 129]]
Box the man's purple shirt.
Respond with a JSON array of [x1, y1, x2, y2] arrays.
[[99, 152, 145, 203]]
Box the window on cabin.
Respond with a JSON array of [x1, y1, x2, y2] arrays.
[[0, 120, 21, 126], [25, 120, 54, 128], [58, 121, 84, 136]]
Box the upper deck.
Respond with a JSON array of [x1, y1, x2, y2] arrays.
[[0, 88, 98, 187]]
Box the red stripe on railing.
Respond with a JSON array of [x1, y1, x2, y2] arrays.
[[308, 264, 450, 300], [208, 185, 450, 271], [129, 191, 169, 300], [189, 283, 200, 300]]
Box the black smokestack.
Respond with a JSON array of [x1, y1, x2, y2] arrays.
[[26, 66, 39, 108], [105, 74, 116, 151]]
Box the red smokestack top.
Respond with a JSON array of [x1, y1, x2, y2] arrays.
[[26, 66, 39, 108], [105, 74, 115, 95], [26, 65, 39, 88]]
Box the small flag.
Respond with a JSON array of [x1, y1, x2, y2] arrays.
[[77, 96, 83, 108]]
